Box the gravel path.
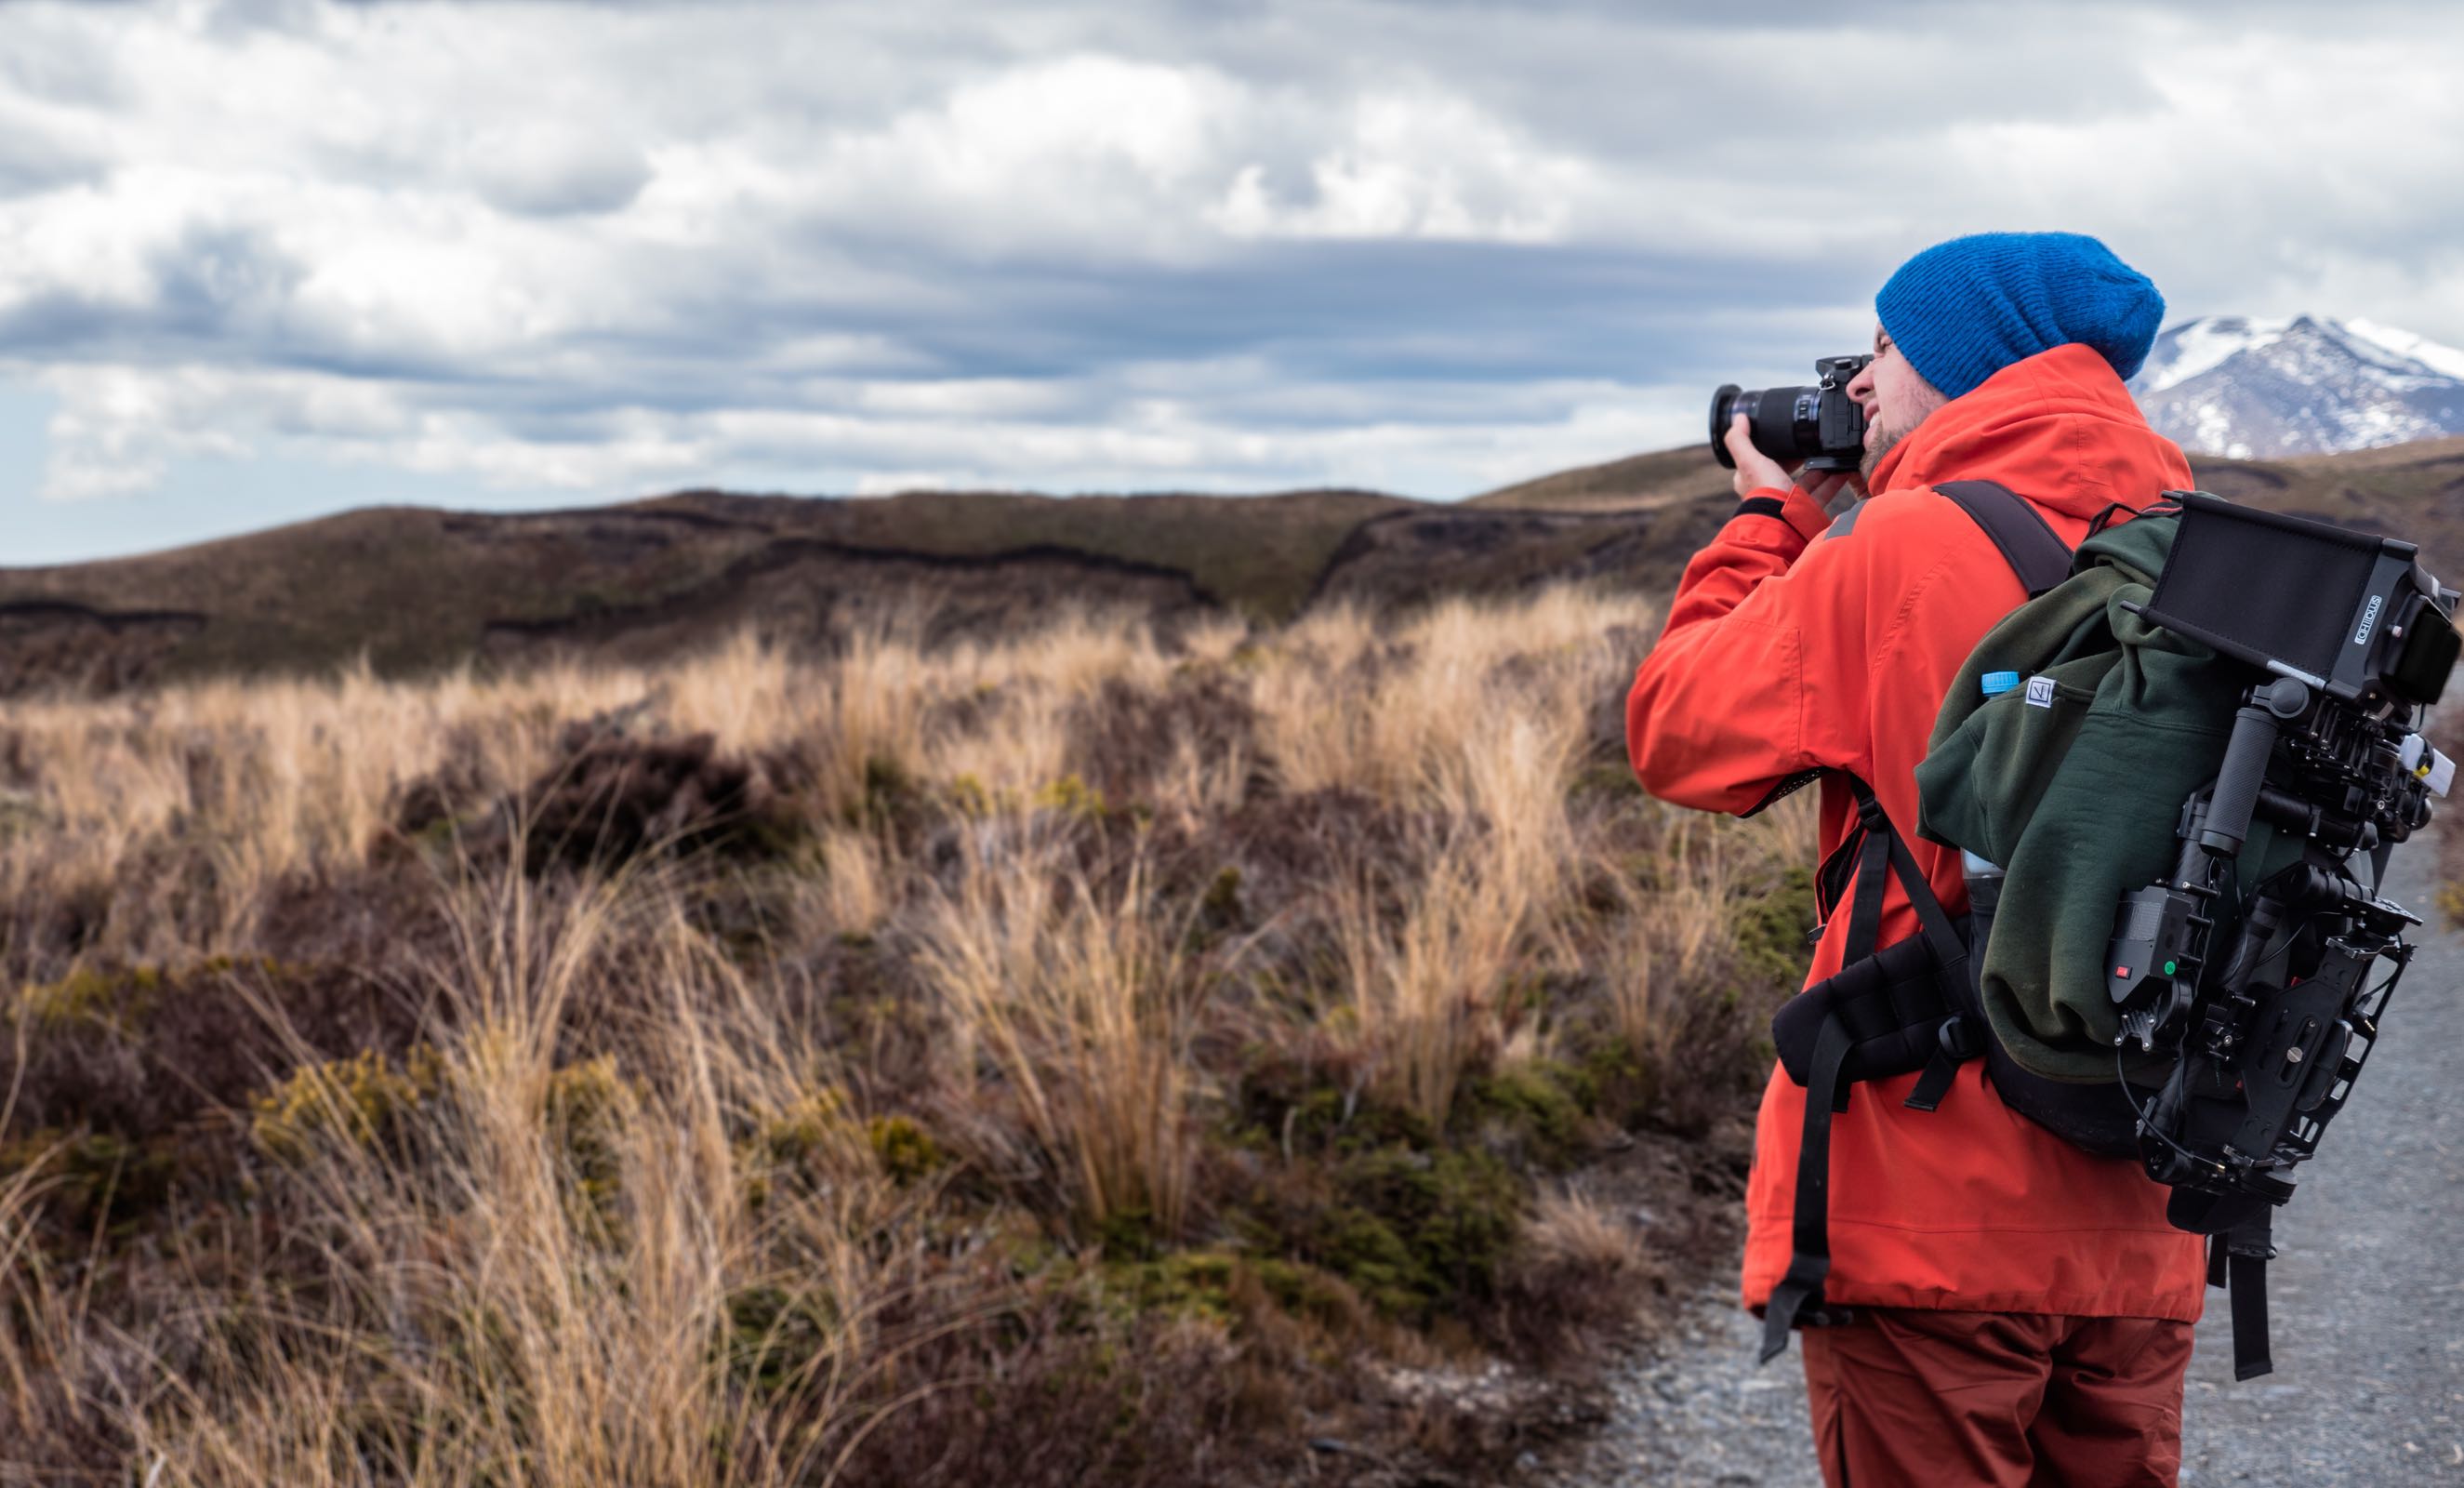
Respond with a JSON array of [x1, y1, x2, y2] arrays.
[[1537, 841, 2464, 1487]]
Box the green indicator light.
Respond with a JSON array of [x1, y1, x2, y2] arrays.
[[2163, 960, 2177, 976]]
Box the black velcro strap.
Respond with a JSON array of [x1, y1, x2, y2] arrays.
[[2223, 1211, 2275, 1380], [1761, 1015, 1853, 1363], [1902, 1017, 1969, 1111], [1882, 821, 1971, 980], [1841, 821, 1891, 965], [1814, 826, 1861, 924], [1742, 765, 1824, 820], [1735, 496, 1788, 521], [1935, 480, 2073, 596], [2230, 1253, 2272, 1380]]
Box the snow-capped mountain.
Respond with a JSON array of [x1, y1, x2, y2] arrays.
[[2129, 315, 2464, 459]]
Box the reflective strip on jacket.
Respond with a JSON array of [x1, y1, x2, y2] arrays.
[[1625, 342, 2207, 1322]]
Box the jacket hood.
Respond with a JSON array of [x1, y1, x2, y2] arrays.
[[1868, 342, 2191, 524]]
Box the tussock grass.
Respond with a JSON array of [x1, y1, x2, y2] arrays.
[[0, 584, 1814, 1485], [917, 846, 1196, 1237]]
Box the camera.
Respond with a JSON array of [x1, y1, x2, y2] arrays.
[[2103, 494, 2457, 1248], [1708, 353, 1872, 474]]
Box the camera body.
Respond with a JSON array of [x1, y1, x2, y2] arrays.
[[1709, 352, 1872, 474]]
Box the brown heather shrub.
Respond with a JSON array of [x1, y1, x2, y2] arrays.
[[483, 727, 804, 874], [0, 588, 1818, 1486], [1482, 1185, 1668, 1367], [383, 718, 501, 841], [1064, 668, 1263, 810], [819, 1273, 1265, 1488], [3, 957, 429, 1149]]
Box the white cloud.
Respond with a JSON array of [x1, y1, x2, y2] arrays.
[[36, 363, 258, 501], [1210, 92, 1594, 243], [463, 124, 652, 219], [0, 0, 2460, 537]]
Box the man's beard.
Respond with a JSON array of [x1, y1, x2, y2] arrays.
[[1860, 420, 1913, 485]]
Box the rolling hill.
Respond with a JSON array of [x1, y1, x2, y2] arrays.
[[7, 434, 2464, 696]]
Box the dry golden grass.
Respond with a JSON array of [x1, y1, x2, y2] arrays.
[[0, 582, 1813, 1485], [916, 844, 1196, 1235], [1520, 1185, 1652, 1285], [113, 875, 905, 1487]]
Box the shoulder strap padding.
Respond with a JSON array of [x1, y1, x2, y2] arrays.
[[1934, 480, 2073, 597]]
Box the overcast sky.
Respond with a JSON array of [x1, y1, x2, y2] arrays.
[[4, 0, 2461, 564]]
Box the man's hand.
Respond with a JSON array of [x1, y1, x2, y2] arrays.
[[1725, 412, 1859, 510], [1723, 411, 1794, 498]]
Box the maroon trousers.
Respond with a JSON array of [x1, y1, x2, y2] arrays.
[[1799, 1308, 2194, 1487]]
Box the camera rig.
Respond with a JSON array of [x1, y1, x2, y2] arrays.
[[2100, 493, 2457, 1375]]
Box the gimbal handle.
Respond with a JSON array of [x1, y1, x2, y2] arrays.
[[2198, 678, 2312, 857]]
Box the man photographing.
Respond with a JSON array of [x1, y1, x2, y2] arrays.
[[1626, 232, 2206, 1486]]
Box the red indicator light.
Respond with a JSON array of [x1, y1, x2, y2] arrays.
[[2114, 965, 2131, 978]]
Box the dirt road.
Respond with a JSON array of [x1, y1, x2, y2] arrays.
[[1538, 842, 2464, 1486]]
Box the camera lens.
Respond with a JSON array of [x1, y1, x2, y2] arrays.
[[1708, 383, 1823, 470], [1708, 385, 1743, 469]]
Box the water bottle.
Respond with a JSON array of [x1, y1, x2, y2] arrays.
[[1961, 671, 2020, 930]]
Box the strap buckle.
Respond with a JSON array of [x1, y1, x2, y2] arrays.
[[1938, 1014, 1982, 1061], [1903, 1016, 1979, 1113]]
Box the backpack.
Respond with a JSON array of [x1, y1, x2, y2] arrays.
[[1755, 482, 2292, 1379]]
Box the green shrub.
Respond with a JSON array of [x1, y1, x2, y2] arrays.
[[0, 1127, 176, 1228], [1730, 862, 1818, 991], [1032, 773, 1108, 821], [723, 1282, 841, 1396], [866, 1114, 946, 1185], [1460, 1059, 1594, 1166], [1248, 1144, 1524, 1324], [250, 1046, 443, 1162], [545, 1056, 631, 1199], [13, 964, 164, 1031]]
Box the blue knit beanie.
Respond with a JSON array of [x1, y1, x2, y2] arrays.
[[1874, 232, 2165, 400]]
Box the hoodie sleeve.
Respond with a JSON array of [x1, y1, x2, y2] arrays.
[[1624, 484, 1876, 814]]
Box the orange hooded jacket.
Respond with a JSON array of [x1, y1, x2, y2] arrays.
[[1626, 342, 2208, 1321]]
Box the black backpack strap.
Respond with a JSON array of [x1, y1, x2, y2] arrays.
[[1761, 775, 1977, 1361], [1761, 1010, 1856, 1362], [1935, 480, 2073, 597], [1827, 775, 1975, 1114], [2211, 1211, 2276, 1380], [1834, 775, 1968, 973]]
